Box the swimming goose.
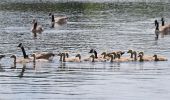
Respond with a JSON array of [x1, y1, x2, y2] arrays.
[[153, 54, 168, 61], [49, 13, 68, 27], [31, 19, 43, 34]]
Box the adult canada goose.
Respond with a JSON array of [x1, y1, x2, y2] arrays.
[[49, 13, 68, 27], [153, 54, 168, 61], [17, 43, 29, 59], [90, 55, 106, 62], [31, 19, 43, 34]]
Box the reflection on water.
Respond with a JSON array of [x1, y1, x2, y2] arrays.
[[0, 0, 170, 100]]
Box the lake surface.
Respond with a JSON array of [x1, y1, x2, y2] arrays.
[[0, 0, 170, 100]]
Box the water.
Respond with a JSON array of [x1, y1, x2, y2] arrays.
[[1, 0, 170, 100]]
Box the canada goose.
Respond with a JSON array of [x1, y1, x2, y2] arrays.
[[49, 13, 68, 27], [17, 43, 29, 59], [10, 55, 32, 64], [90, 55, 106, 62], [31, 19, 43, 34], [153, 54, 168, 61]]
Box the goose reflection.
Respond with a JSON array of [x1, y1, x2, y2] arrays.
[[18, 64, 26, 78]]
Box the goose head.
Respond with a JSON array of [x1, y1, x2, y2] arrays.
[[138, 51, 144, 57], [153, 54, 158, 61], [89, 49, 95, 53], [75, 54, 81, 60], [10, 55, 16, 59], [17, 43, 23, 48]]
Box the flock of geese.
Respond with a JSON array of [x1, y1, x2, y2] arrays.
[[0, 43, 167, 67], [0, 15, 169, 67]]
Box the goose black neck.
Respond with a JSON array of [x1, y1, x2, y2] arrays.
[[155, 22, 159, 30], [52, 15, 55, 22], [162, 20, 164, 26], [21, 46, 28, 58], [94, 51, 98, 58], [161, 18, 165, 26], [33, 22, 37, 29]]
